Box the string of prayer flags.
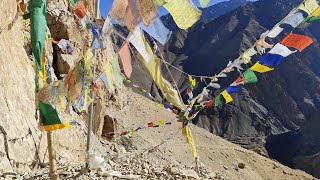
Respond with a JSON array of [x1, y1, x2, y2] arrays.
[[199, 0, 211, 8], [128, 27, 154, 62], [39, 101, 70, 131], [280, 32, 313, 52], [281, 11, 306, 28], [109, 119, 177, 137], [267, 26, 284, 38], [250, 62, 274, 73], [220, 90, 233, 104], [119, 42, 133, 78], [140, 17, 172, 45], [299, 0, 319, 15], [135, 0, 158, 26], [30, 0, 47, 72], [163, 0, 202, 30]]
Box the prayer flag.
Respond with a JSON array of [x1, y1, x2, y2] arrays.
[[268, 43, 296, 57], [140, 17, 172, 45], [259, 54, 284, 67], [159, 119, 166, 125], [280, 32, 313, 52], [39, 101, 70, 131], [204, 98, 215, 107], [30, 0, 47, 72], [110, 55, 123, 87], [135, 0, 158, 26], [221, 90, 233, 103], [74, 2, 87, 19], [163, 0, 202, 29], [226, 86, 241, 94], [299, 0, 319, 14], [123, 0, 140, 32], [214, 95, 221, 107], [267, 26, 284, 38], [135, 32, 185, 109], [119, 42, 133, 78], [243, 69, 258, 84], [128, 27, 153, 62], [184, 126, 197, 159], [199, 0, 211, 8], [250, 62, 274, 73], [282, 11, 306, 28]]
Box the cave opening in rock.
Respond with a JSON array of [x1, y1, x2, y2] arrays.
[[101, 115, 116, 141]]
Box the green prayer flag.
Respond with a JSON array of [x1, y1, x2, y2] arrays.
[[110, 55, 124, 87], [39, 101, 61, 126], [214, 95, 221, 107], [304, 16, 320, 23], [70, 0, 78, 5], [243, 69, 258, 84], [30, 0, 47, 72]]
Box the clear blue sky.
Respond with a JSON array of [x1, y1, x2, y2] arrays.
[[99, 0, 235, 18]]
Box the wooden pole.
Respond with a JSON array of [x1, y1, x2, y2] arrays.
[[47, 131, 57, 180], [195, 156, 200, 174]]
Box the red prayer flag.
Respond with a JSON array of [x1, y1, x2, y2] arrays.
[[280, 33, 313, 52], [204, 98, 215, 107], [147, 122, 154, 127]]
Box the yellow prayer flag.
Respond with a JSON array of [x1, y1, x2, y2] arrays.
[[84, 48, 95, 77], [44, 123, 71, 131], [299, 0, 319, 14], [163, 0, 202, 29], [250, 62, 274, 73], [135, 33, 185, 109], [159, 119, 166, 125], [104, 62, 116, 92], [310, 6, 320, 16], [221, 90, 233, 104], [183, 126, 197, 159]]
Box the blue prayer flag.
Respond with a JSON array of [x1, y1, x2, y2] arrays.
[[226, 86, 241, 94], [259, 54, 284, 67]]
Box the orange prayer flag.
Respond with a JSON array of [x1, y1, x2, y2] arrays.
[[119, 42, 133, 78], [74, 2, 87, 19], [280, 32, 313, 52]]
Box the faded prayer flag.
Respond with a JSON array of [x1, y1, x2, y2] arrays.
[[140, 17, 172, 45], [135, 0, 158, 26], [128, 27, 154, 62], [163, 0, 202, 29], [282, 11, 306, 28], [199, 0, 211, 8], [299, 0, 319, 15], [267, 26, 284, 38]]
